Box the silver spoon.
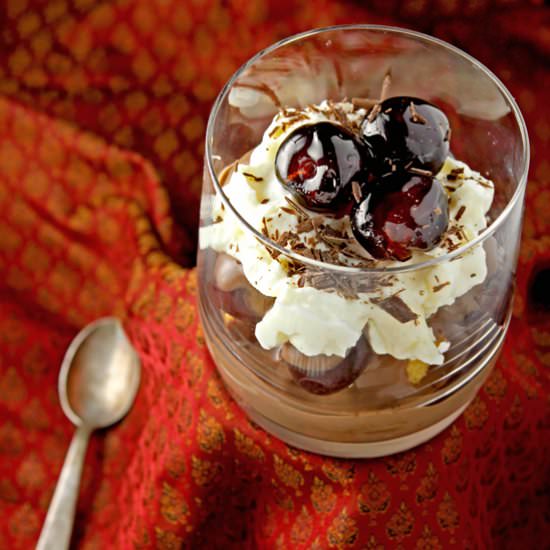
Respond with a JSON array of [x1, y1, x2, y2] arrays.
[[36, 317, 141, 550]]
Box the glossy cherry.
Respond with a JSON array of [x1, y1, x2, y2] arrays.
[[351, 174, 449, 261], [362, 96, 450, 175], [275, 122, 365, 212]]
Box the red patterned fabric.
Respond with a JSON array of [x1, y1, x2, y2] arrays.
[[0, 1, 548, 548]]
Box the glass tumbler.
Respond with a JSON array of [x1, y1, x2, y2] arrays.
[[197, 25, 529, 457]]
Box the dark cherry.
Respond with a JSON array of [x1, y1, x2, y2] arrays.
[[351, 174, 449, 261], [281, 337, 370, 395], [275, 122, 365, 212], [362, 96, 450, 175]]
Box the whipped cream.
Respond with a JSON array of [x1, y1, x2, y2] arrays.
[[200, 102, 494, 365]]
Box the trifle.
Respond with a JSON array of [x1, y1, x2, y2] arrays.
[[197, 26, 529, 457]]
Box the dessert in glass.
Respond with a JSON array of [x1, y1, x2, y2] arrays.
[[197, 26, 529, 458]]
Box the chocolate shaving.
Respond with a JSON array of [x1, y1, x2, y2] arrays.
[[367, 103, 381, 123], [409, 167, 433, 177], [311, 215, 325, 231], [296, 218, 314, 233], [365, 72, 390, 122], [323, 235, 348, 245], [305, 271, 356, 298], [455, 205, 466, 221], [351, 97, 379, 109], [372, 294, 418, 323], [444, 240, 461, 252], [332, 104, 348, 125], [353, 277, 380, 294], [432, 282, 451, 292], [308, 103, 323, 113], [280, 206, 297, 215], [242, 172, 263, 182], [299, 248, 316, 260], [284, 196, 308, 216], [276, 230, 292, 247], [409, 102, 427, 124], [261, 217, 269, 237], [446, 168, 464, 181], [296, 264, 394, 299], [475, 178, 493, 189], [218, 161, 238, 187], [338, 247, 371, 262], [380, 69, 392, 102], [233, 82, 282, 108], [260, 198, 269, 204], [286, 260, 305, 276], [352, 181, 362, 203], [332, 58, 344, 93], [323, 225, 344, 238]]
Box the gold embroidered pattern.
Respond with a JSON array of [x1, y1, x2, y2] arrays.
[[166, 443, 186, 479], [464, 396, 489, 430], [415, 525, 442, 549], [154, 527, 184, 550], [358, 471, 391, 515], [322, 459, 355, 486], [207, 377, 228, 409], [386, 501, 414, 541], [191, 455, 221, 486], [234, 429, 265, 462], [416, 463, 438, 504], [504, 394, 523, 430], [484, 367, 508, 401], [290, 505, 313, 545], [436, 492, 460, 531], [327, 508, 358, 549], [16, 452, 45, 490], [385, 451, 416, 480], [274, 454, 304, 490], [441, 425, 462, 465], [311, 476, 336, 514], [160, 482, 189, 525], [197, 409, 225, 453]]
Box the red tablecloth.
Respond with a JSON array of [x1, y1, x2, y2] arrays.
[[0, 1, 548, 548]]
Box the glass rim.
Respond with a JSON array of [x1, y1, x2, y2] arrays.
[[205, 24, 530, 275]]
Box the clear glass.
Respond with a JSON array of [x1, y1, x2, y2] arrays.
[[197, 25, 529, 458]]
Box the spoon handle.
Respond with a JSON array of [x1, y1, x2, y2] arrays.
[[36, 427, 91, 550]]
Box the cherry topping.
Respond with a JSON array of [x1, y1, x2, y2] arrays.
[[275, 122, 365, 212], [351, 174, 449, 261], [362, 97, 450, 175]]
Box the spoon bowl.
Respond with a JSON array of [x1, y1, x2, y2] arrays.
[[59, 318, 141, 429], [37, 317, 141, 550]]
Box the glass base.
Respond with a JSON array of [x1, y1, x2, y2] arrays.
[[201, 297, 509, 457], [238, 401, 470, 458]]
